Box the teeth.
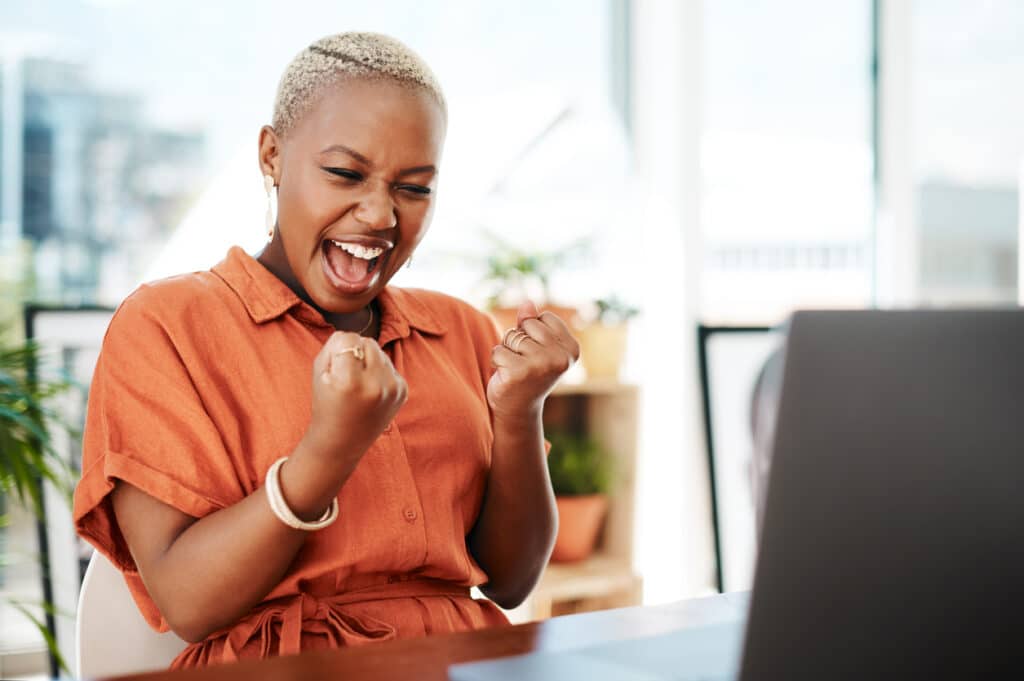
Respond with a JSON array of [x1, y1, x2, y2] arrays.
[[331, 240, 384, 260]]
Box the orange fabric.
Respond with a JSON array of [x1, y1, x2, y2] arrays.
[[73, 246, 510, 669]]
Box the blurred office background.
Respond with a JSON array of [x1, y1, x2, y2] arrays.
[[1, 0, 1022, 675]]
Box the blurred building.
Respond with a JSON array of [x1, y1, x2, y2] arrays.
[[701, 177, 1018, 323], [1, 54, 205, 305], [917, 181, 1018, 305]]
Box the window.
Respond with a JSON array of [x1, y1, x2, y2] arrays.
[[912, 0, 1023, 304], [702, 0, 875, 324], [695, 0, 875, 593], [696, 0, 1024, 596]]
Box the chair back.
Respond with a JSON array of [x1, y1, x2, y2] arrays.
[[76, 551, 188, 679]]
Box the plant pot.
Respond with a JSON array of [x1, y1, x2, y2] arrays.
[[489, 304, 580, 333], [550, 494, 609, 563], [578, 323, 628, 380]]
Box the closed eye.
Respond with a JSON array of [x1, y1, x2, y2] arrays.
[[397, 184, 432, 196], [322, 167, 363, 181]]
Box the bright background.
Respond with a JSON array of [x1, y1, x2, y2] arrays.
[[2, 0, 1022, 671]]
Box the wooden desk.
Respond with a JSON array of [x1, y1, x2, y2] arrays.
[[104, 593, 749, 681]]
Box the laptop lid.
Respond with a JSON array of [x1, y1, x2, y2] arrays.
[[738, 310, 1024, 680]]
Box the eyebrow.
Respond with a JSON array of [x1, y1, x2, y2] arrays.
[[319, 144, 436, 178]]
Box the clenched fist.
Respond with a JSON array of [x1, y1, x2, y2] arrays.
[[488, 301, 580, 422], [305, 331, 408, 464]]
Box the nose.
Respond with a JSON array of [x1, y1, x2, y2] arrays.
[[353, 183, 397, 230]]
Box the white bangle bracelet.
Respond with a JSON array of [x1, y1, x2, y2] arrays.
[[265, 457, 339, 531]]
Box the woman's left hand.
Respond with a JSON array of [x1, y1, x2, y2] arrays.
[[488, 301, 580, 422]]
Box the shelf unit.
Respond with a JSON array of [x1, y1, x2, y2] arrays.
[[507, 379, 642, 623]]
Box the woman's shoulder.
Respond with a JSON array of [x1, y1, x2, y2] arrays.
[[389, 287, 499, 342], [107, 270, 238, 339], [394, 287, 482, 317]]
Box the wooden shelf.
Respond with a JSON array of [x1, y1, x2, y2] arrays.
[[509, 554, 642, 622], [506, 384, 641, 623], [535, 554, 639, 603], [552, 378, 637, 396]]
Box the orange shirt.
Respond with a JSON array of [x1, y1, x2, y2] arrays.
[[73, 246, 509, 668]]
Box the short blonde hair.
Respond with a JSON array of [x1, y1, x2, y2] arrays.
[[272, 32, 446, 136]]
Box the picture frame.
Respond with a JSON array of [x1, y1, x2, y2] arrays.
[[24, 304, 115, 676], [697, 324, 784, 593]]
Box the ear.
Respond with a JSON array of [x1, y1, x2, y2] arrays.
[[258, 125, 282, 182]]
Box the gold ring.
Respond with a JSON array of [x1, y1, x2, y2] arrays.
[[336, 345, 365, 362], [502, 328, 520, 349], [511, 330, 530, 353], [503, 329, 529, 354]]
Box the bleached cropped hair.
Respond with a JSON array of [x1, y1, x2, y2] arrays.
[[272, 32, 446, 135]]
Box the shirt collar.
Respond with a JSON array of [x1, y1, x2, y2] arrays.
[[211, 246, 446, 341]]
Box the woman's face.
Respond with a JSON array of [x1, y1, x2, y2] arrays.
[[259, 79, 446, 315]]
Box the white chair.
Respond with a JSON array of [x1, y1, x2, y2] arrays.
[[76, 551, 188, 679]]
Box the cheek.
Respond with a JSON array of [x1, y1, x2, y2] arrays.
[[278, 177, 341, 245], [276, 183, 309, 234], [398, 202, 434, 248]]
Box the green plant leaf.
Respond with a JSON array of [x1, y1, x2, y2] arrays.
[[472, 230, 594, 307], [7, 599, 70, 675], [545, 429, 614, 496], [0, 333, 75, 514], [594, 295, 640, 324]]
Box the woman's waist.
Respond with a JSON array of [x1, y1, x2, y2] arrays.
[[277, 575, 472, 608], [210, 576, 476, 638], [194, 577, 482, 661]]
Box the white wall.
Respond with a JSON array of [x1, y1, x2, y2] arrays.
[[629, 0, 717, 603]]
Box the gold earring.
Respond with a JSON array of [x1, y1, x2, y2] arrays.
[[264, 175, 277, 240]]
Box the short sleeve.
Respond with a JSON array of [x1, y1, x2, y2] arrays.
[[73, 292, 245, 576]]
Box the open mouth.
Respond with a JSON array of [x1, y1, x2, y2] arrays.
[[321, 235, 394, 295]]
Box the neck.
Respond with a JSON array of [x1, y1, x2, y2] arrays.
[[255, 240, 376, 335], [325, 303, 375, 335]]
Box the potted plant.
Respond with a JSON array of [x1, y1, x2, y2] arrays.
[[546, 429, 613, 563], [578, 296, 639, 380], [476, 232, 589, 330], [0, 329, 75, 673]]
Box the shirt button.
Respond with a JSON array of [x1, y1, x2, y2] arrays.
[[383, 422, 393, 434], [403, 508, 418, 522]]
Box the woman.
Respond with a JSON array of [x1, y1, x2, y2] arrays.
[[72, 32, 576, 669]]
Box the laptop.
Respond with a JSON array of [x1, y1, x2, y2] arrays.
[[451, 309, 1024, 680]]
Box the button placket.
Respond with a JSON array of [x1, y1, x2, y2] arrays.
[[385, 421, 428, 562]]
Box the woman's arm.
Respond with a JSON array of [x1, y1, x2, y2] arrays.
[[468, 408, 557, 609], [469, 303, 579, 609], [112, 436, 351, 642], [112, 331, 406, 642]]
